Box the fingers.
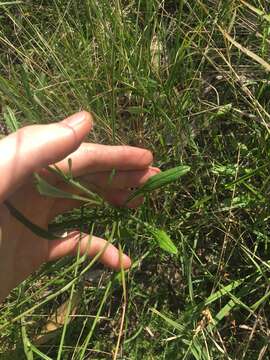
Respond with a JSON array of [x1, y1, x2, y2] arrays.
[[48, 167, 160, 219], [0, 111, 92, 202], [81, 167, 160, 190], [48, 143, 154, 181], [47, 232, 131, 270]]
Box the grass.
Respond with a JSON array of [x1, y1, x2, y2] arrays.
[[0, 0, 270, 359]]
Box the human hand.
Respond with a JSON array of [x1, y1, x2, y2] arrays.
[[0, 111, 159, 302]]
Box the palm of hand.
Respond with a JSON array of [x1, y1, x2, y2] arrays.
[[0, 184, 52, 298], [0, 112, 158, 302]]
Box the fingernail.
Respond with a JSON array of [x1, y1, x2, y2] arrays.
[[63, 111, 89, 128], [123, 254, 132, 269], [150, 166, 161, 173]]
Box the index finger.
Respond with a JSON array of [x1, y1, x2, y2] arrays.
[[44, 143, 154, 180]]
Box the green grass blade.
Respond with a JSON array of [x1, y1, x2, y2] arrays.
[[251, 289, 270, 311], [204, 278, 245, 306], [225, 163, 268, 189], [241, 0, 270, 23], [21, 320, 34, 360], [3, 106, 19, 132], [0, 1, 23, 4], [30, 345, 53, 360], [150, 308, 185, 332], [79, 280, 112, 359]]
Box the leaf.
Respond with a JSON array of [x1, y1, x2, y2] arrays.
[[211, 163, 237, 176], [150, 309, 210, 360], [216, 103, 232, 116], [3, 106, 19, 132], [126, 165, 190, 203], [150, 34, 164, 73], [209, 104, 232, 121], [33, 294, 79, 345], [225, 163, 268, 189], [150, 308, 185, 332], [4, 172, 102, 241], [4, 200, 62, 240], [251, 289, 270, 311], [151, 228, 178, 255], [204, 278, 245, 306], [21, 319, 34, 360], [35, 174, 92, 203], [29, 346, 53, 360], [45, 165, 102, 204], [0, 1, 23, 5]]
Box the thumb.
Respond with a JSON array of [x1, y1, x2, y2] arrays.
[[0, 111, 93, 202]]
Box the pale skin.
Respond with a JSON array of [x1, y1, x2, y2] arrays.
[[0, 111, 159, 302]]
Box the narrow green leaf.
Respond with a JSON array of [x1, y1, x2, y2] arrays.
[[150, 309, 207, 360], [204, 278, 245, 305], [3, 106, 19, 132], [35, 174, 92, 203], [150, 308, 185, 332], [5, 172, 101, 241], [46, 165, 102, 204], [225, 163, 268, 189], [126, 165, 190, 203], [4, 200, 63, 240], [21, 320, 34, 360], [251, 289, 270, 311], [209, 103, 232, 121], [67, 158, 73, 179], [126, 106, 150, 115], [241, 0, 270, 23], [151, 229, 178, 255], [0, 1, 23, 4], [30, 345, 53, 360], [20, 65, 35, 105]]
